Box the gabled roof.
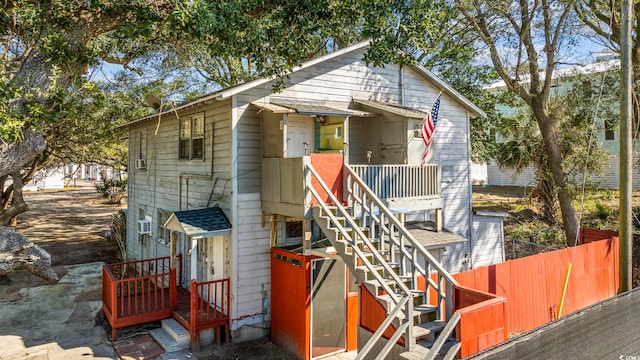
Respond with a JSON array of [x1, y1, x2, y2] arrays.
[[122, 41, 485, 128], [164, 206, 231, 238]]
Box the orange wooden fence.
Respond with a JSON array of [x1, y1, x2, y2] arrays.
[[271, 248, 311, 359], [102, 257, 177, 339], [270, 247, 358, 360], [454, 234, 619, 340], [189, 278, 230, 349], [454, 285, 508, 356]]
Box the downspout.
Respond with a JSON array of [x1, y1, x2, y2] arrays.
[[399, 66, 405, 106], [230, 94, 240, 331], [466, 111, 475, 270], [179, 121, 216, 211]]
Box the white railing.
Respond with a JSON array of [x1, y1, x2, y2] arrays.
[[348, 164, 441, 199], [304, 163, 415, 359], [344, 165, 457, 322]]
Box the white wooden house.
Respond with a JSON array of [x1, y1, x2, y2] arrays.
[[113, 41, 506, 358]]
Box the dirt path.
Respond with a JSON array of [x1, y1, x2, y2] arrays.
[[15, 181, 120, 269], [0, 182, 120, 359]]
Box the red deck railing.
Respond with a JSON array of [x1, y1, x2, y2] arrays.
[[102, 257, 177, 340], [189, 278, 231, 349]]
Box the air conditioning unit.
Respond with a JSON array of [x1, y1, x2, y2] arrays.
[[137, 220, 151, 235], [135, 158, 147, 170]]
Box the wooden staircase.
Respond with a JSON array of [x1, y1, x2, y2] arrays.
[[305, 163, 461, 360]]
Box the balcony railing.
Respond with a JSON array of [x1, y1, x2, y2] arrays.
[[261, 155, 442, 217], [348, 164, 441, 200]]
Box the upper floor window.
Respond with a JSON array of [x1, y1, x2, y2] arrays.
[[180, 113, 205, 160], [604, 118, 616, 141]]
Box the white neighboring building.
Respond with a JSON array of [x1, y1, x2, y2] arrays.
[[484, 58, 640, 189]]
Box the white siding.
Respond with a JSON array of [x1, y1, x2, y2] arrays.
[[232, 193, 271, 329], [471, 216, 505, 268], [487, 160, 537, 187], [126, 100, 233, 262], [242, 47, 472, 272], [487, 154, 640, 190]]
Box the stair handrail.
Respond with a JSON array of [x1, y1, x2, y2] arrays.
[[343, 166, 458, 289], [305, 166, 412, 301], [425, 312, 461, 360], [305, 163, 416, 356]]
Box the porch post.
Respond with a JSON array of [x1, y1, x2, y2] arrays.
[[191, 236, 198, 281], [343, 116, 350, 165], [170, 231, 177, 269], [282, 113, 288, 157]]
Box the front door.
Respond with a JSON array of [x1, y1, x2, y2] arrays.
[[310, 258, 346, 359], [381, 119, 405, 164], [286, 115, 313, 157]]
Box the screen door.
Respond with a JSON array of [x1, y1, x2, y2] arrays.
[[310, 258, 346, 358]]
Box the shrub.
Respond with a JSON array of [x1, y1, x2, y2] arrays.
[[96, 173, 127, 203]]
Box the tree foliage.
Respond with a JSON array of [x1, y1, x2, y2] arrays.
[[457, 0, 585, 246], [495, 70, 614, 222]]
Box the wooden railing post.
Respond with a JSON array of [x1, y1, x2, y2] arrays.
[[190, 279, 199, 351]]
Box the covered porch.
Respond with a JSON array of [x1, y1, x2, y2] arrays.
[[257, 97, 444, 225], [102, 206, 233, 350], [261, 154, 443, 229]]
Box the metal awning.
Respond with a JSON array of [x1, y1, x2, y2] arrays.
[[353, 99, 427, 119], [271, 100, 353, 116], [252, 99, 376, 117], [250, 102, 296, 114], [164, 206, 231, 238]]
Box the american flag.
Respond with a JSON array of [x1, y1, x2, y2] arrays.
[[420, 94, 442, 166]]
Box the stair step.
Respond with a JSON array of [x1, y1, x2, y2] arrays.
[[414, 321, 445, 341], [399, 339, 460, 360], [161, 318, 190, 345], [150, 325, 188, 353], [414, 304, 438, 314], [417, 321, 446, 342]]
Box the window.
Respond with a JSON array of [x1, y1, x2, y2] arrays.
[[604, 118, 616, 141], [157, 209, 171, 244], [139, 131, 146, 159], [335, 126, 343, 139], [179, 113, 205, 160]]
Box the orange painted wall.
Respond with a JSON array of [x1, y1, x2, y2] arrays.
[[454, 286, 508, 357], [453, 236, 619, 337], [580, 228, 618, 245], [271, 248, 312, 359], [347, 293, 358, 351], [271, 247, 357, 359], [359, 285, 404, 346], [310, 154, 344, 205]]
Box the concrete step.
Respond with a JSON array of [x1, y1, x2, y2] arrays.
[[149, 318, 190, 352]]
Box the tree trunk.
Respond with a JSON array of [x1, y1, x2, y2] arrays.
[[0, 171, 28, 226], [532, 101, 580, 246], [0, 129, 46, 179]]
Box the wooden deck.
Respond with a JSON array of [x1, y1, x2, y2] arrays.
[[103, 257, 230, 348]]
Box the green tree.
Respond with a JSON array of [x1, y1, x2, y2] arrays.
[[457, 0, 585, 246], [493, 70, 615, 226]]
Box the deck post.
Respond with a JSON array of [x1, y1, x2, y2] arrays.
[[435, 208, 443, 232], [190, 236, 198, 281], [170, 232, 177, 270]]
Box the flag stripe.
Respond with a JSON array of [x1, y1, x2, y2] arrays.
[[420, 94, 442, 167]]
